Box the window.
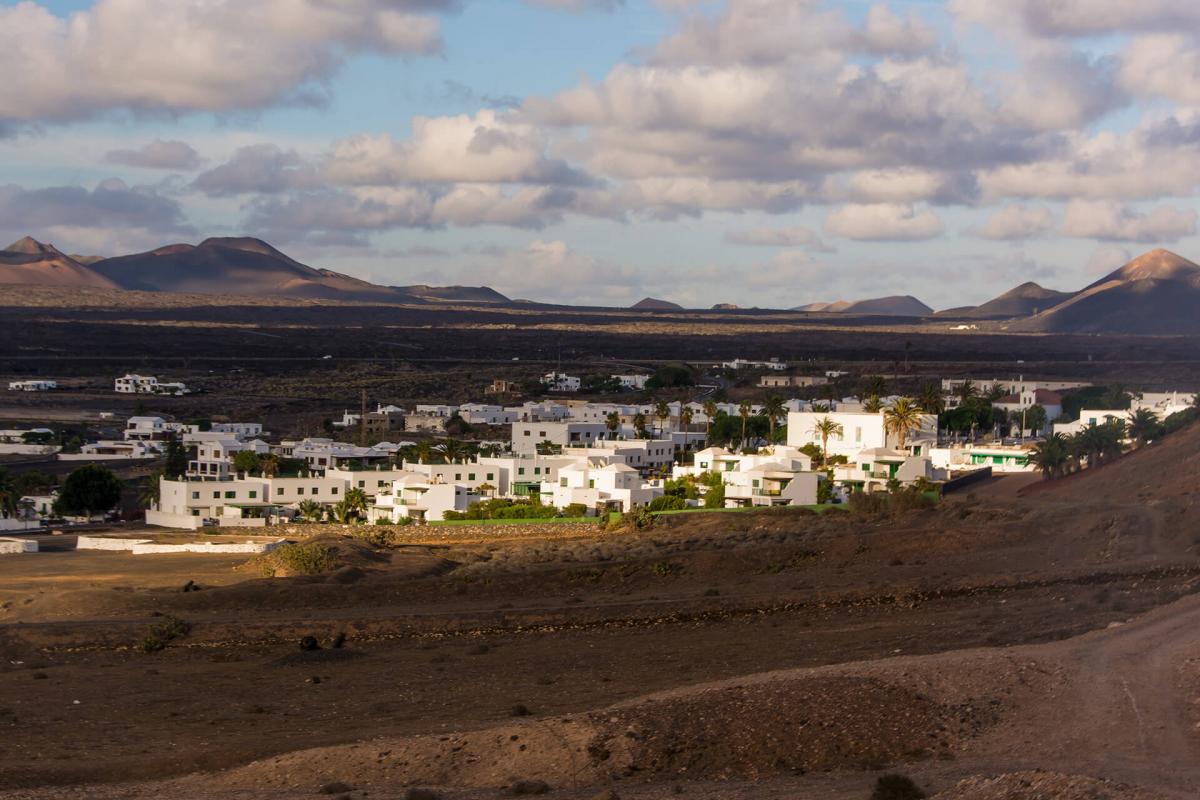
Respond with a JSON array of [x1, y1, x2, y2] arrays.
[[486, 473, 494, 481], [224, 491, 235, 499], [330, 487, 337, 495], [560, 478, 568, 487], [191, 491, 199, 499], [358, 481, 365, 488], [455, 473, 462, 481], [212, 491, 220, 499], [518, 467, 525, 475], [862, 463, 871, 472], [248, 491, 257, 499], [468, 473, 475, 481], [752, 479, 760, 487], [588, 480, 595, 488], [523, 430, 531, 437], [297, 488, 305, 495], [534, 467, 541, 475], [277, 488, 284, 496]]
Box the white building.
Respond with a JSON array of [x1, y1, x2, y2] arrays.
[[0, 428, 58, 455], [613, 374, 650, 390], [1053, 409, 1132, 437], [1132, 392, 1194, 418], [459, 404, 519, 425], [675, 445, 819, 508], [114, 374, 190, 395], [8, 380, 57, 392], [759, 375, 828, 389], [61, 440, 159, 460], [931, 445, 1034, 474], [151, 474, 346, 529], [787, 410, 938, 460], [125, 416, 195, 444], [185, 431, 270, 479], [369, 474, 479, 523], [511, 421, 608, 454], [542, 372, 581, 392], [992, 389, 1064, 434], [722, 358, 788, 371], [540, 462, 660, 513], [279, 437, 398, 470]]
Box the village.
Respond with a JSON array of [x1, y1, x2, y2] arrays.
[[2, 366, 1194, 534]]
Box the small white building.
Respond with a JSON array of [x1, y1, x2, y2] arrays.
[[459, 404, 519, 426], [8, 380, 57, 392], [369, 474, 479, 523], [540, 462, 660, 513], [542, 372, 581, 392], [676, 445, 819, 508], [722, 358, 788, 371], [511, 421, 608, 454], [115, 374, 190, 395], [613, 374, 650, 390], [787, 410, 937, 460], [1053, 410, 1131, 437]]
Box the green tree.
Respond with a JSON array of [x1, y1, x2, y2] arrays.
[[0, 467, 17, 518], [438, 438, 468, 463], [162, 432, 189, 478], [232, 449, 262, 475], [679, 406, 694, 448], [1030, 434, 1069, 479], [862, 375, 888, 398], [259, 453, 280, 477], [738, 400, 753, 448], [702, 400, 718, 443], [632, 412, 648, 438], [1126, 407, 1160, 446], [344, 487, 369, 519], [54, 465, 122, 519], [863, 395, 884, 414], [884, 397, 924, 451], [139, 469, 163, 509], [654, 399, 671, 437], [809, 416, 844, 469], [1022, 404, 1047, 436], [14, 469, 54, 498], [297, 499, 323, 522], [761, 395, 787, 444], [917, 381, 944, 415], [954, 380, 979, 406], [605, 411, 621, 438]]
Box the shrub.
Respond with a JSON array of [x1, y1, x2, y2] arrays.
[[609, 507, 654, 531], [871, 773, 926, 800], [648, 495, 687, 512], [562, 503, 589, 518], [258, 542, 338, 577], [141, 615, 191, 654], [350, 527, 395, 547]]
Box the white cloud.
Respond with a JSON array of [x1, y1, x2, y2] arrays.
[[970, 204, 1056, 240], [104, 140, 204, 171], [1120, 34, 1200, 105], [824, 203, 943, 241], [1061, 200, 1197, 242], [0, 0, 450, 126]]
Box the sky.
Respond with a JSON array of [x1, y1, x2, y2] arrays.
[[3, 0, 1200, 310]]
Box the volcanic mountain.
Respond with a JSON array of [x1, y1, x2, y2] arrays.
[[631, 297, 684, 311], [392, 284, 511, 304], [950, 282, 1073, 320], [0, 237, 120, 289], [1012, 249, 1200, 335], [839, 295, 933, 316], [793, 300, 852, 312]]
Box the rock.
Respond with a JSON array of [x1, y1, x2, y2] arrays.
[[510, 704, 532, 717], [404, 789, 443, 800], [318, 781, 354, 795], [300, 636, 321, 651], [331, 632, 347, 649]]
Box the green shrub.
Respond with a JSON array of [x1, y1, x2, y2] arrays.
[[871, 773, 926, 800], [259, 542, 338, 576], [141, 615, 191, 654], [648, 494, 687, 512], [561, 503, 589, 518]]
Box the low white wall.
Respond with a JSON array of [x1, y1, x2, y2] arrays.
[[76, 535, 150, 551], [59, 453, 154, 461], [217, 517, 268, 528], [0, 538, 38, 554], [145, 510, 204, 530], [0, 444, 60, 455], [76, 534, 281, 555], [0, 518, 42, 531]]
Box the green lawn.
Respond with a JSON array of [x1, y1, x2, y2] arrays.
[[428, 516, 595, 527]]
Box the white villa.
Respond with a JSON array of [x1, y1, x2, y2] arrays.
[[541, 462, 660, 512], [8, 380, 57, 392], [786, 409, 938, 460], [542, 372, 581, 392], [676, 445, 820, 508], [115, 374, 190, 395]]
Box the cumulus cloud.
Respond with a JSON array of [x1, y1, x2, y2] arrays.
[[1061, 200, 1197, 242], [951, 0, 1200, 37], [192, 144, 316, 197], [104, 140, 204, 171], [824, 203, 943, 241], [0, 179, 193, 233], [970, 204, 1057, 240], [0, 0, 451, 126]]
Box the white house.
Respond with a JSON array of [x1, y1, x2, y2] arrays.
[[991, 389, 1064, 434], [542, 372, 581, 392], [787, 410, 938, 459], [722, 358, 788, 371], [125, 416, 195, 444], [511, 421, 608, 454], [8, 380, 57, 392], [676, 445, 819, 508], [369, 474, 479, 523], [459, 404, 519, 425], [563, 437, 676, 474], [1053, 410, 1131, 437], [114, 374, 190, 395], [61, 440, 159, 460], [931, 445, 1035, 474], [0, 429, 58, 455], [540, 462, 660, 513], [613, 374, 650, 390], [185, 431, 270, 479]]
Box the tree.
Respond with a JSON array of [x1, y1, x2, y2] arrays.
[[1127, 407, 1160, 446], [162, 432, 189, 478], [329, 499, 352, 524], [232, 449, 262, 475], [702, 400, 718, 443], [809, 416, 844, 469], [139, 469, 163, 509], [54, 465, 122, 519], [632, 412, 648, 438], [679, 406, 695, 447], [1030, 434, 1070, 479], [14, 470, 54, 498], [761, 395, 787, 444], [605, 411, 621, 438], [297, 499, 323, 522], [438, 438, 468, 463], [343, 487, 368, 520], [862, 375, 888, 398], [738, 400, 753, 448], [477, 482, 497, 499], [954, 380, 979, 405], [0, 467, 17, 518], [654, 399, 671, 437], [259, 453, 280, 477], [917, 381, 944, 415], [645, 365, 695, 390], [883, 398, 924, 451], [863, 395, 884, 414], [1023, 404, 1047, 436]]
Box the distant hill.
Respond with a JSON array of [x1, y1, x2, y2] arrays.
[[949, 282, 1073, 320], [0, 237, 120, 290], [793, 301, 852, 312], [631, 297, 684, 311], [1011, 249, 1200, 335], [712, 303, 739, 310], [839, 295, 933, 316], [393, 285, 511, 304]]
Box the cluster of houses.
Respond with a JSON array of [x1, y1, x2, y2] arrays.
[[114, 374, 190, 396]]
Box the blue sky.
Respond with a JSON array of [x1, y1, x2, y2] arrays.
[[3, 0, 1200, 309]]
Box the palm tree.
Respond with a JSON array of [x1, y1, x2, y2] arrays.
[[955, 380, 979, 406], [862, 375, 888, 398], [605, 411, 621, 439], [1127, 407, 1160, 446], [917, 381, 944, 415], [438, 439, 467, 464], [738, 400, 753, 448], [863, 395, 884, 414], [679, 406, 694, 448], [344, 487, 368, 518], [0, 467, 16, 518], [883, 397, 924, 452], [654, 399, 671, 437], [330, 499, 352, 524], [260, 453, 280, 477], [632, 412, 648, 439], [1030, 434, 1070, 479], [809, 416, 844, 469], [702, 400, 718, 443], [139, 469, 163, 510], [761, 395, 787, 444], [297, 499, 323, 522]]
